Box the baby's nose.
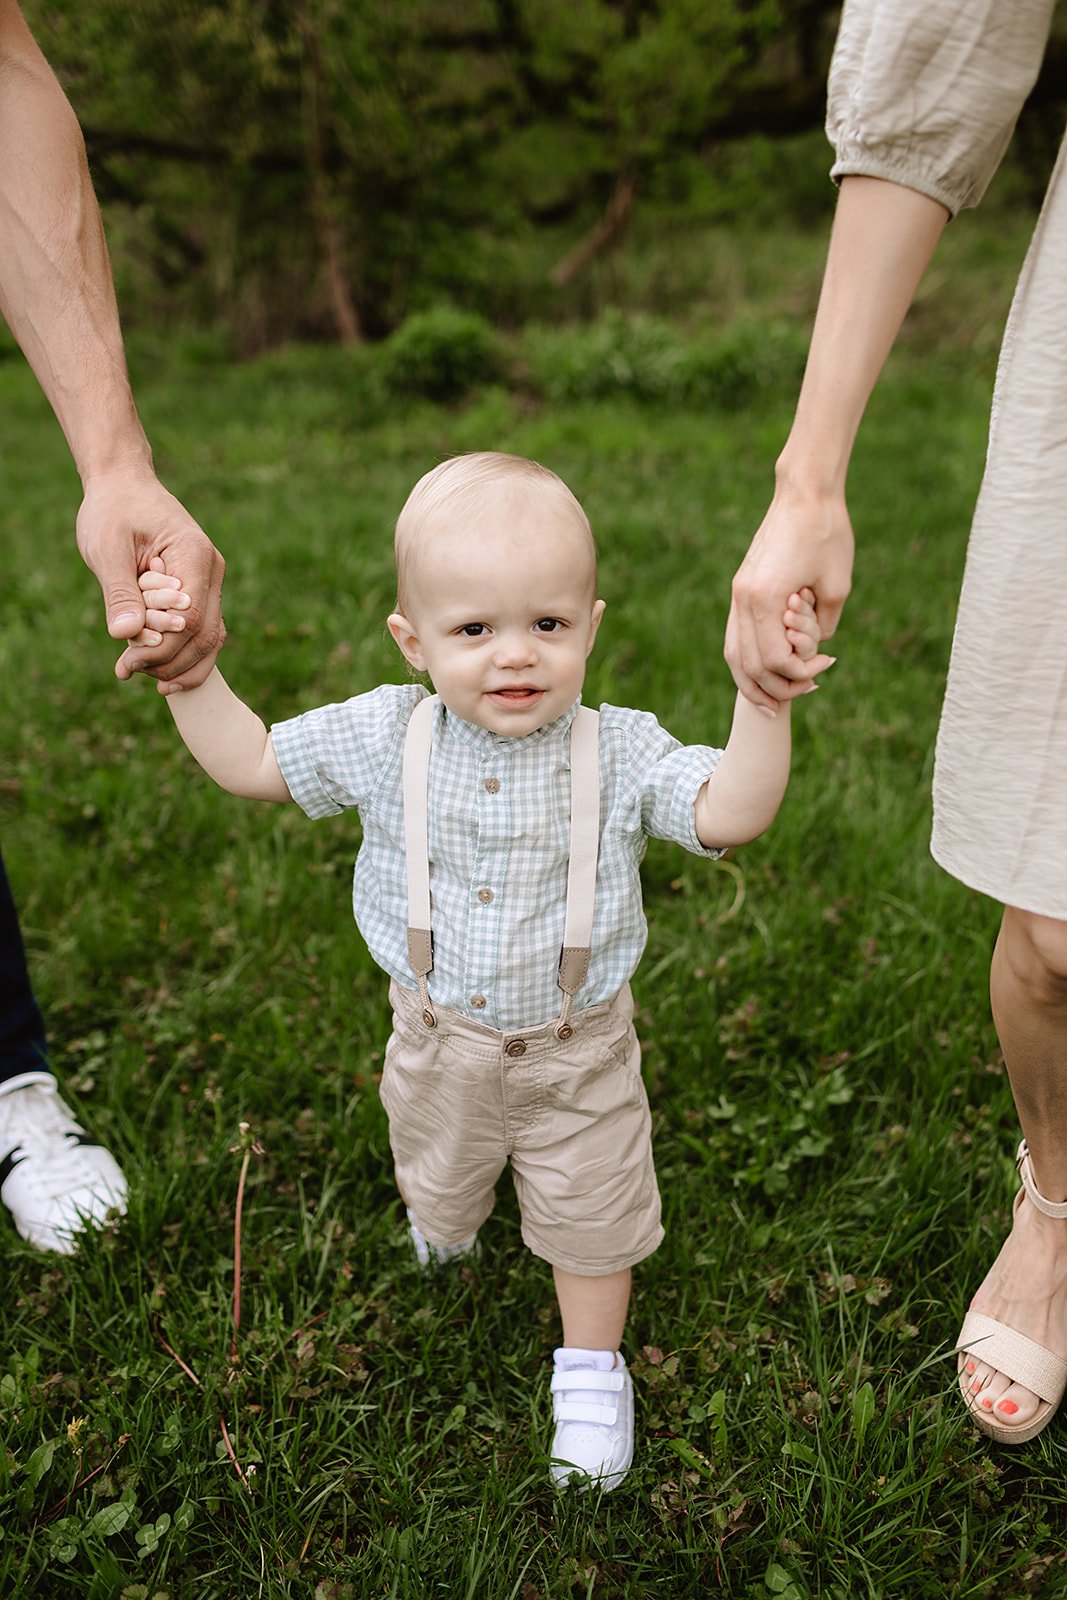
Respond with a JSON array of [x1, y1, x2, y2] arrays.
[[494, 631, 536, 666]]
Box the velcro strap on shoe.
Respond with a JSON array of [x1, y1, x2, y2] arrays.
[[553, 1399, 619, 1426], [551, 1369, 625, 1394]]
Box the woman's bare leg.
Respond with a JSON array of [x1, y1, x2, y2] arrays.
[[961, 907, 1067, 1427]]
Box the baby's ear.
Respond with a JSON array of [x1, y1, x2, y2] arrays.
[[585, 597, 606, 656], [387, 612, 426, 672]]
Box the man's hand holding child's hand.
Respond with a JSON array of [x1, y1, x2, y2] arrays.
[[137, 557, 194, 691]]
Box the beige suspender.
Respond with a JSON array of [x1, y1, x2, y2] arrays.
[[556, 705, 599, 1035], [402, 693, 438, 1027], [403, 694, 601, 1038]]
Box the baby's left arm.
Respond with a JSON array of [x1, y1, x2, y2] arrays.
[[695, 589, 825, 849]]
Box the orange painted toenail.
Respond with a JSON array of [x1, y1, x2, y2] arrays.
[[970, 1377, 983, 1389], [965, 1361, 976, 1374], [980, 1397, 993, 1409], [998, 1400, 1019, 1415]]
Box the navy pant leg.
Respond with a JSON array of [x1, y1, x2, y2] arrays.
[[0, 840, 50, 1086]]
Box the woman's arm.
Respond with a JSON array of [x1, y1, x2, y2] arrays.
[[725, 0, 1053, 711], [725, 176, 949, 710]]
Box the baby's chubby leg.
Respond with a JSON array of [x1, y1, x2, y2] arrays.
[[550, 1267, 634, 1491], [553, 1265, 631, 1349]]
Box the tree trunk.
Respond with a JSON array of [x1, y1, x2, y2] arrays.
[[299, 2, 362, 344], [549, 174, 636, 288]]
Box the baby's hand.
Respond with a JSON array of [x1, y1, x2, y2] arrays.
[[135, 556, 192, 646], [783, 587, 824, 666]]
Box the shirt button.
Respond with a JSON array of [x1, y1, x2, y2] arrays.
[[477, 887, 494, 905], [484, 777, 500, 794], [505, 1039, 527, 1058], [470, 994, 487, 1010]]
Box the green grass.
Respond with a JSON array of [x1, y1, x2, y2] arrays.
[[3, 273, 1067, 1599]]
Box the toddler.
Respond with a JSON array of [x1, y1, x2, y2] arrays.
[[143, 452, 826, 1491]]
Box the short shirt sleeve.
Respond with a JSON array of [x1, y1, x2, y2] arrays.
[[271, 683, 426, 819], [604, 706, 727, 860], [826, 0, 1053, 216]]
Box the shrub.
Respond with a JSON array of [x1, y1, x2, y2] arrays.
[[524, 311, 682, 403], [381, 307, 505, 401], [523, 310, 808, 407], [674, 319, 808, 407]]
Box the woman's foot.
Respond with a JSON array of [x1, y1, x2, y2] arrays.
[[958, 1163, 1067, 1440]]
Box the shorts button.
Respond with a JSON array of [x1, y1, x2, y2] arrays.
[[422, 1009, 437, 1028], [484, 777, 501, 794], [556, 1023, 574, 1040], [505, 1039, 527, 1058], [470, 994, 487, 1010], [477, 887, 494, 905]]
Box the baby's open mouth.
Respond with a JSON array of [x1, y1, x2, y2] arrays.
[[489, 687, 542, 701]]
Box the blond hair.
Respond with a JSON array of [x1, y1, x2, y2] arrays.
[[394, 452, 596, 613]]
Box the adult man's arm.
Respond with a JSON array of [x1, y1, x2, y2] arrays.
[[0, 0, 223, 686]]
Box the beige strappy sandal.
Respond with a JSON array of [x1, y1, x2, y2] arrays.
[[956, 1140, 1067, 1445]]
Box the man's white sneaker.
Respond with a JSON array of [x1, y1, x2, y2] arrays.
[[550, 1348, 634, 1491], [0, 1082, 127, 1254], [406, 1209, 479, 1268]]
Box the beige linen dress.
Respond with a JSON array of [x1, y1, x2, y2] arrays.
[[827, 0, 1066, 918]]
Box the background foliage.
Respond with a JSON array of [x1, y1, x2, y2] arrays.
[[21, 0, 1064, 349]]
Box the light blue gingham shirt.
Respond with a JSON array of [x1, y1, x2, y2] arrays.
[[272, 685, 725, 1031]]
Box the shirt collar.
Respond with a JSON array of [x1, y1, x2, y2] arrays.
[[440, 697, 581, 754]]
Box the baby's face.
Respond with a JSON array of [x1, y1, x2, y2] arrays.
[[388, 491, 604, 736]]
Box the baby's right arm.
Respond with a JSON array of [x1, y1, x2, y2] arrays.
[[138, 565, 291, 803]]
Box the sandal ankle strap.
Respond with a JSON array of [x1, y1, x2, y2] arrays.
[[1017, 1140, 1067, 1219]]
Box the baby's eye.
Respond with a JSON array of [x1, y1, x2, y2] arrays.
[[458, 623, 489, 637], [533, 618, 564, 633]]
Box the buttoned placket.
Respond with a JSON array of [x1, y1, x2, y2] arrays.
[[465, 743, 510, 1023], [402, 696, 600, 1040]]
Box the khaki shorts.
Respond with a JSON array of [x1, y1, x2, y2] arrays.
[[379, 980, 663, 1276]]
